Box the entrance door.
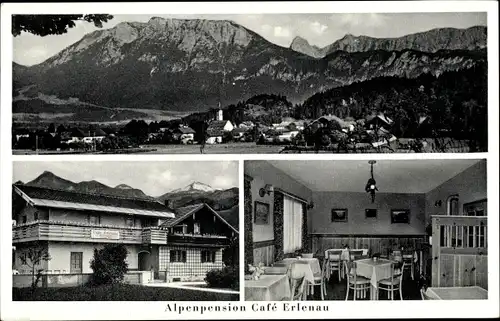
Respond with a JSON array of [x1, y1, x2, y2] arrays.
[[138, 251, 151, 271], [70, 252, 83, 273]]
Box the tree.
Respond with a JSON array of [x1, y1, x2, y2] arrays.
[[90, 244, 128, 285], [12, 14, 113, 37], [19, 242, 51, 289]]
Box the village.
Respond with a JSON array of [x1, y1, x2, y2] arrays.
[[12, 107, 461, 154]]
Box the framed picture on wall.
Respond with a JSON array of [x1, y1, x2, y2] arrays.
[[331, 208, 348, 222], [254, 201, 270, 225], [391, 209, 410, 224], [365, 209, 377, 218]]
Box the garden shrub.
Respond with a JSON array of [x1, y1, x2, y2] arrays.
[[204, 266, 239, 290], [89, 244, 128, 285]]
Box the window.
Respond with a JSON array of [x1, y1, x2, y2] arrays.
[[88, 214, 100, 225], [125, 217, 134, 227], [446, 195, 459, 216], [194, 222, 200, 234], [283, 195, 303, 254], [170, 250, 187, 263], [173, 225, 187, 234], [34, 212, 39, 221], [201, 250, 216, 263], [22, 216, 27, 224], [70, 252, 83, 273]]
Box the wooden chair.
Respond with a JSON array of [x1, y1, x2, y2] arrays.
[[420, 287, 436, 300], [378, 261, 405, 300], [344, 261, 371, 301], [288, 262, 307, 301], [401, 248, 415, 280], [307, 257, 327, 300], [324, 249, 343, 282]]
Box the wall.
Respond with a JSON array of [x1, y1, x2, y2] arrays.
[[158, 245, 223, 282], [49, 208, 143, 228], [13, 272, 147, 288], [425, 160, 487, 223], [245, 161, 312, 243], [16, 204, 49, 223], [310, 191, 426, 235], [46, 242, 140, 273], [13, 242, 49, 274]]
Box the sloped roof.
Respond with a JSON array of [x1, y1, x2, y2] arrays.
[[232, 127, 248, 134], [160, 203, 239, 233], [13, 184, 174, 218], [175, 127, 196, 134], [366, 114, 394, 126], [206, 120, 229, 137], [71, 128, 107, 137]]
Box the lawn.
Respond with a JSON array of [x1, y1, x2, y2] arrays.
[[13, 284, 239, 301]]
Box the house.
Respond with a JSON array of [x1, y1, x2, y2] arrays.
[[70, 128, 107, 143], [232, 127, 249, 140], [239, 121, 255, 129], [365, 113, 394, 130], [173, 126, 196, 143], [159, 203, 239, 282], [205, 120, 234, 144], [12, 184, 237, 283], [244, 159, 488, 300]]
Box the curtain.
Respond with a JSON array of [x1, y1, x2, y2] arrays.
[[283, 195, 303, 254]]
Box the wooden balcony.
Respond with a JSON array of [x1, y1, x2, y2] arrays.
[[168, 232, 231, 247], [13, 221, 167, 245]]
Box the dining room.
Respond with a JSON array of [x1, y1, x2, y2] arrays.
[[243, 159, 488, 301]]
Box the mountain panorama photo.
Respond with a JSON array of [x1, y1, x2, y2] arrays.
[[12, 13, 488, 154]]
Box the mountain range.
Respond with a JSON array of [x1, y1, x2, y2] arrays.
[[17, 172, 239, 223], [290, 26, 486, 58], [12, 17, 487, 120]]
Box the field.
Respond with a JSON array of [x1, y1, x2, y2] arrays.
[[13, 284, 239, 301], [141, 142, 285, 154], [12, 138, 471, 155]]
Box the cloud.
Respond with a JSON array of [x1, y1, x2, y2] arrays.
[[273, 26, 291, 38], [336, 13, 388, 28], [309, 21, 328, 34]]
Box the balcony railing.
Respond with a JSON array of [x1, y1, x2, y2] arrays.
[[13, 221, 167, 245], [168, 232, 230, 246]]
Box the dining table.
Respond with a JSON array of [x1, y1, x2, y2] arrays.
[[274, 257, 319, 297], [355, 258, 395, 300], [425, 286, 488, 300], [244, 274, 291, 301]]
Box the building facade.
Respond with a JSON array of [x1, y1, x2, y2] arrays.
[[12, 184, 238, 282]]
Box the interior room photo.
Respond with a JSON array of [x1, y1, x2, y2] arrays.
[[244, 159, 488, 301]]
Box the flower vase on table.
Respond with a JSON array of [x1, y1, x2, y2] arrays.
[[247, 262, 265, 280]]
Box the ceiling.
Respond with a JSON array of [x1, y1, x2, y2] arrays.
[[267, 159, 482, 194]]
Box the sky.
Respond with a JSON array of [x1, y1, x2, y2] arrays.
[[13, 161, 238, 196], [13, 12, 486, 66]]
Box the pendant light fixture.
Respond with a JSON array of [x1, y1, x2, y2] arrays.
[[365, 160, 378, 203]]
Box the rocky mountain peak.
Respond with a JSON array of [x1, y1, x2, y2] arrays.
[[290, 36, 324, 58]]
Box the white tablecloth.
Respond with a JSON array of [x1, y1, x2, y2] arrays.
[[356, 258, 394, 288], [245, 274, 291, 301]]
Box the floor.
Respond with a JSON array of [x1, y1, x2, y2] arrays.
[[308, 271, 423, 301]]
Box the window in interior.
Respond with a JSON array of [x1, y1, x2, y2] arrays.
[[283, 194, 303, 254], [170, 250, 187, 263], [22, 215, 27, 224], [201, 250, 216, 263], [194, 222, 200, 234], [33, 212, 39, 221]]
